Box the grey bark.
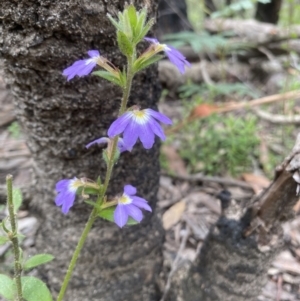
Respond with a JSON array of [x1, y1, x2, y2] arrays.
[[0, 1, 163, 301]]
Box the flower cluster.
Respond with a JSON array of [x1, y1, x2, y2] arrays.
[[56, 34, 189, 228]]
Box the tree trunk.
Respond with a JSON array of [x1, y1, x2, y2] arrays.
[[0, 1, 164, 301]]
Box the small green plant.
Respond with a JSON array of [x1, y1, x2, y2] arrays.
[[8, 122, 21, 139], [178, 113, 259, 176]]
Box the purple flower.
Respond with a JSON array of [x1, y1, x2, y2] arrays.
[[86, 137, 128, 153], [55, 178, 82, 214], [108, 108, 172, 151], [114, 185, 152, 228], [63, 50, 100, 81], [144, 37, 191, 74]]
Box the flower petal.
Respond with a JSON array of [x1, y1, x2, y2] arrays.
[[165, 46, 191, 74], [88, 50, 100, 58], [132, 196, 152, 212], [144, 37, 159, 44], [86, 137, 109, 149], [126, 204, 143, 223], [124, 185, 137, 196], [56, 179, 70, 191], [108, 112, 132, 138], [147, 109, 172, 125], [114, 205, 129, 228], [148, 118, 165, 141], [138, 122, 155, 149], [122, 119, 140, 151], [61, 193, 76, 214]]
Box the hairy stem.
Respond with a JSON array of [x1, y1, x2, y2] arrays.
[[6, 175, 23, 301]]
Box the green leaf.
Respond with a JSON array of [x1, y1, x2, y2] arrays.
[[92, 70, 122, 87], [12, 188, 22, 213], [127, 5, 137, 35], [22, 276, 53, 301], [134, 19, 154, 43], [107, 14, 123, 31], [84, 200, 102, 210], [127, 217, 139, 226], [23, 254, 54, 271], [0, 236, 9, 245], [122, 9, 133, 38], [98, 207, 115, 222], [117, 31, 134, 57], [96, 176, 102, 186], [77, 187, 100, 196], [134, 55, 164, 73], [0, 274, 15, 300]]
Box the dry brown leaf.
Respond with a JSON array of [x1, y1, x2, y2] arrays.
[[241, 173, 271, 194], [162, 201, 186, 230], [161, 145, 187, 176], [190, 103, 217, 118]]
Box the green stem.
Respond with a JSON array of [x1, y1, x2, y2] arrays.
[[56, 208, 98, 301], [6, 175, 23, 301], [56, 54, 136, 301]]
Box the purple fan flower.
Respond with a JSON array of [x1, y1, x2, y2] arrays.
[[114, 185, 152, 228], [86, 136, 128, 153], [144, 37, 191, 74], [63, 50, 100, 81], [55, 178, 82, 214], [108, 108, 172, 151]]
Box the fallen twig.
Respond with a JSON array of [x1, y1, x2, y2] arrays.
[[255, 108, 300, 124]]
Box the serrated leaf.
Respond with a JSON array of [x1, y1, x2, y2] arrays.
[[117, 31, 134, 57], [0, 274, 15, 300], [23, 254, 54, 271], [12, 188, 22, 213], [0, 235, 9, 245], [134, 55, 164, 73], [22, 276, 53, 301], [92, 70, 122, 87], [98, 207, 115, 222]]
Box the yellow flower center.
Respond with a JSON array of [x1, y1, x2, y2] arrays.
[[119, 194, 132, 205]]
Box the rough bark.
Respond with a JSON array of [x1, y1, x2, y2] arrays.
[[0, 1, 163, 301], [164, 136, 300, 301]]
